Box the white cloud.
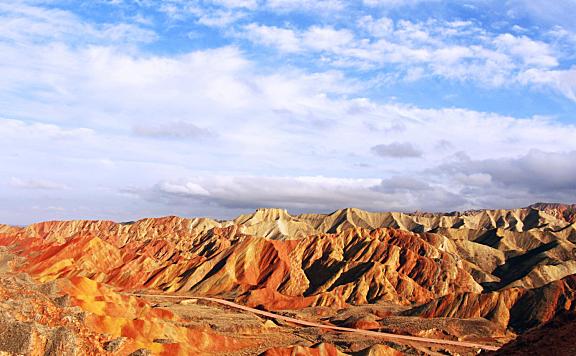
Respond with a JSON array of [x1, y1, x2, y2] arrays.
[[150, 175, 463, 212], [1, 1, 576, 223], [240, 18, 576, 100], [433, 46, 474, 64], [242, 24, 354, 53], [435, 150, 576, 208], [0, 2, 157, 44], [303, 26, 354, 51], [210, 0, 259, 9], [150, 1, 252, 27], [358, 16, 394, 37], [197, 10, 248, 27], [518, 67, 576, 100], [494, 33, 558, 68], [244, 23, 301, 52], [142, 150, 576, 214], [363, 0, 440, 7], [159, 181, 211, 196], [444, 150, 576, 192], [265, 0, 344, 11]]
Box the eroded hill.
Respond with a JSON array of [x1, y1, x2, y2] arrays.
[[1, 204, 576, 355]]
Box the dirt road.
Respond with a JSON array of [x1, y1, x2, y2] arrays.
[[126, 293, 500, 352]]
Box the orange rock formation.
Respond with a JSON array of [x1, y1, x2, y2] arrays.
[[1, 204, 576, 354]]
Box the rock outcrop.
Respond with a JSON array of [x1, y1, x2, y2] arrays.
[[404, 274, 576, 331]]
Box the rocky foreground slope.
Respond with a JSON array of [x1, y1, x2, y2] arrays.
[[1, 203, 576, 355]]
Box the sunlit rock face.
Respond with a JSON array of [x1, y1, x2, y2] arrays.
[[1, 219, 484, 310]]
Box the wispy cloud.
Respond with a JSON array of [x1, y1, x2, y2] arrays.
[[363, 0, 441, 7], [240, 17, 576, 99], [0, 2, 157, 45], [266, 0, 345, 11]]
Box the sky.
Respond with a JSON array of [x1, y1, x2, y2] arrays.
[[1, 0, 576, 224]]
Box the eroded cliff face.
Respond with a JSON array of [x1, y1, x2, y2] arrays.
[[1, 204, 576, 355], [58, 276, 254, 355], [0, 248, 256, 356], [1, 225, 483, 310], [402, 274, 576, 330], [3, 205, 576, 309], [529, 203, 576, 223], [0, 271, 108, 356]]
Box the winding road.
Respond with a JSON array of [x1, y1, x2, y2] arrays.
[[126, 293, 501, 352]]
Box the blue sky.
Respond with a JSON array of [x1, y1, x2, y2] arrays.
[[1, 0, 576, 224]]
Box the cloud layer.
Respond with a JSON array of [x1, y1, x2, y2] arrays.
[[0, 1, 575, 224]]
